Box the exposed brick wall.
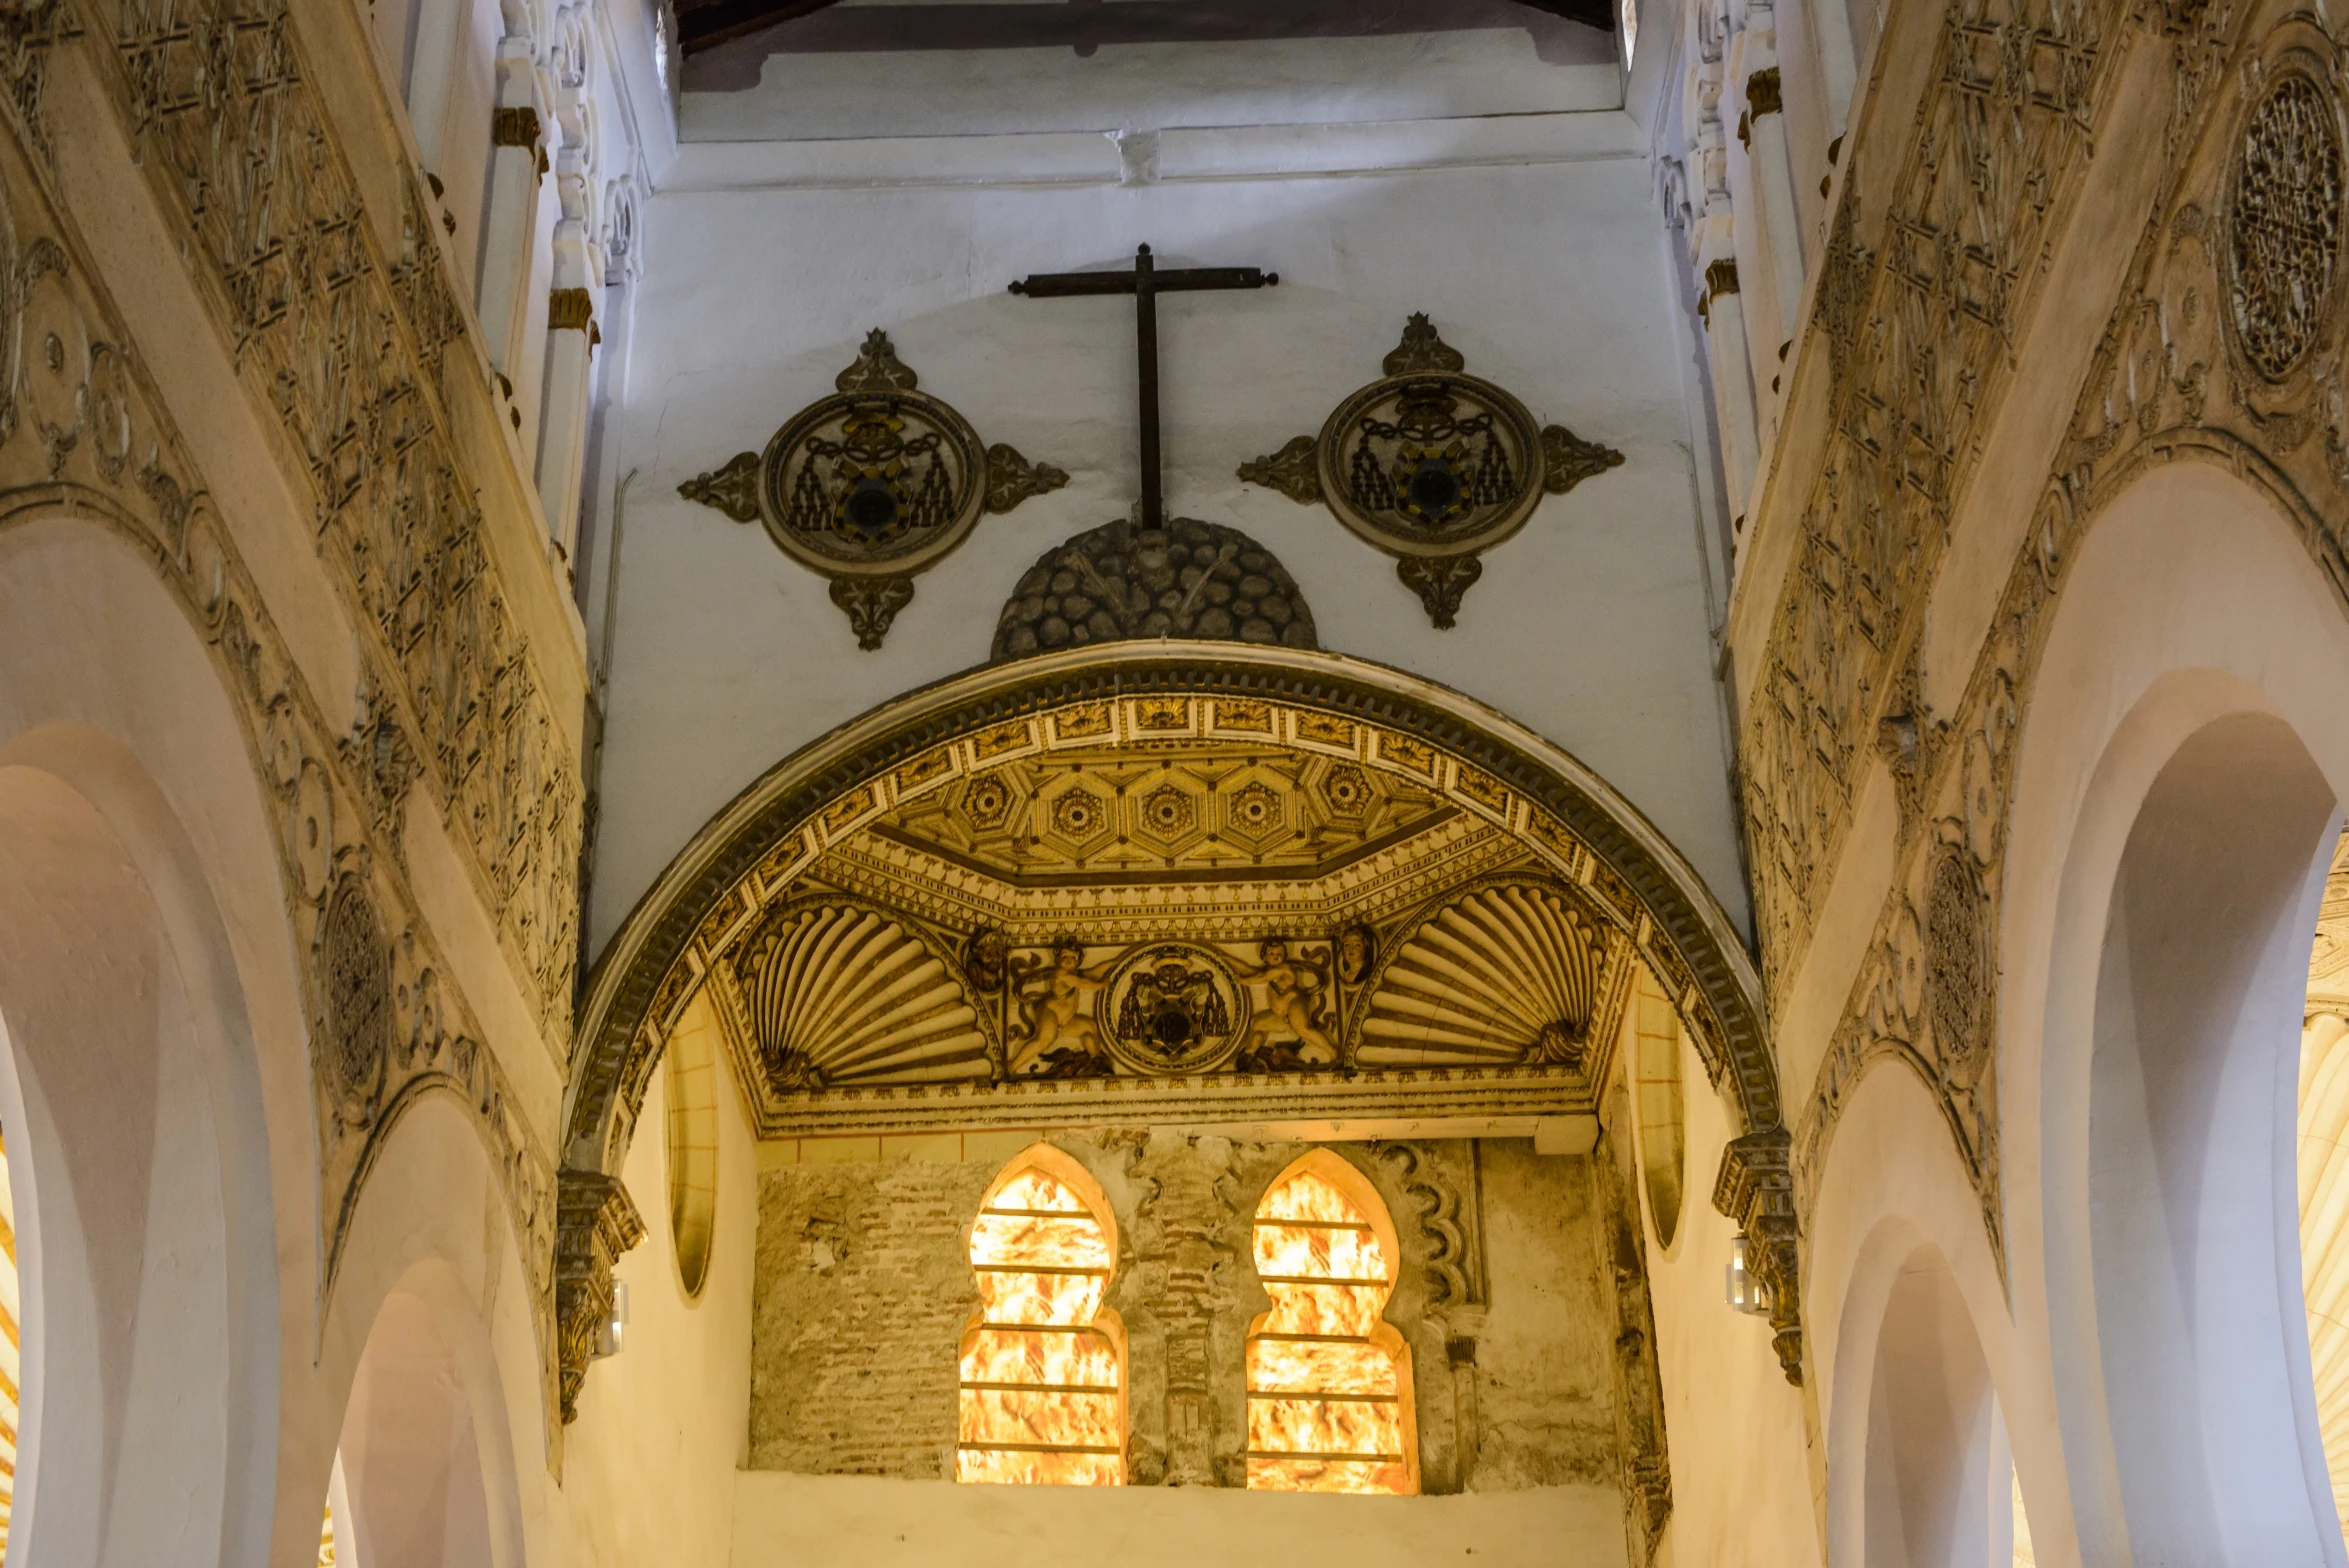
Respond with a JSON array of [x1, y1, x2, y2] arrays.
[[747, 1134, 1622, 1497]]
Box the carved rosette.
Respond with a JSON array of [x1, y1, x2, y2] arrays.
[[680, 331, 1067, 649], [1240, 314, 1622, 627]]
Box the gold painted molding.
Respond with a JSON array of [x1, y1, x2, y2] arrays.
[[568, 644, 1771, 1171]]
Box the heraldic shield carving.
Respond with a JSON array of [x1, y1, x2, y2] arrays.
[[1240, 314, 1623, 628], [679, 330, 1068, 649]]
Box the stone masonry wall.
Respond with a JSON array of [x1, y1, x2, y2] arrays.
[[748, 1133, 1624, 1495]]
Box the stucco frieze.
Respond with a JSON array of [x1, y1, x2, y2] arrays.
[[0, 2, 567, 1454], [1791, 3, 2349, 1282], [58, 0, 586, 1052]]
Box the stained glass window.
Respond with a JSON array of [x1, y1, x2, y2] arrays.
[[956, 1162, 1124, 1485], [1246, 1165, 1414, 1494]]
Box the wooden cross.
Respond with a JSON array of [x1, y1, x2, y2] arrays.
[[1010, 244, 1277, 531]]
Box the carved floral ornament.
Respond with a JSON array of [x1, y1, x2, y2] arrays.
[[679, 331, 1068, 649], [0, 16, 581, 1448], [1776, 13, 2349, 1307], [1240, 315, 1623, 627]]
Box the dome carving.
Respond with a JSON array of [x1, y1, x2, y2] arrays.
[[730, 903, 994, 1088], [1357, 884, 1606, 1070], [991, 517, 1317, 661]]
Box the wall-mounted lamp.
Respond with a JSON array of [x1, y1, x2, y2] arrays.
[[1725, 1235, 1771, 1316], [598, 1279, 630, 1358]]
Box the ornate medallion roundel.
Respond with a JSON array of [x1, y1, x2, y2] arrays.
[[677, 331, 1067, 650], [1313, 318, 1548, 558], [2227, 70, 2345, 381], [1094, 942, 1253, 1075], [1239, 315, 1622, 628], [755, 331, 991, 578]]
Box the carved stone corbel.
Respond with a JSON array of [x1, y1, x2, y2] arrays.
[[555, 1169, 645, 1423], [1240, 314, 1621, 628], [1712, 1127, 1803, 1384], [678, 331, 1067, 649]]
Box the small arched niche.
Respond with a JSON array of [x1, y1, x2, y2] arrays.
[[956, 1145, 1126, 1486], [1245, 1150, 1417, 1495], [662, 988, 724, 1300]]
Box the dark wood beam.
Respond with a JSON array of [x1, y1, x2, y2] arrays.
[[678, 0, 1611, 58], [677, 0, 845, 56]]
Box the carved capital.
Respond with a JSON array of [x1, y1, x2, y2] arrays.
[[556, 1170, 645, 1423], [983, 442, 1068, 514], [829, 574, 916, 651], [491, 105, 543, 149], [547, 286, 593, 334], [679, 451, 761, 523], [1713, 1128, 1804, 1384], [1396, 553, 1482, 629], [1237, 434, 1322, 504], [1704, 258, 1741, 301]]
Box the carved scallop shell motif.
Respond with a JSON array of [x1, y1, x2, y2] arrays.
[[738, 905, 992, 1088], [1357, 884, 1603, 1069]]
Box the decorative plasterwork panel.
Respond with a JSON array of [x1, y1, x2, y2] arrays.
[[680, 331, 1066, 649], [1793, 10, 2349, 1289], [1240, 315, 1622, 627], [576, 673, 1764, 1152], [0, 36, 563, 1443], [991, 516, 1318, 661], [76, 0, 585, 1046], [1737, 0, 2122, 1007]]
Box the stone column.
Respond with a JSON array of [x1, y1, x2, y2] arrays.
[[1744, 64, 1810, 350], [476, 92, 547, 381], [1700, 257, 1762, 522], [536, 286, 597, 566]]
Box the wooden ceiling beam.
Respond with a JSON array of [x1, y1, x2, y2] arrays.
[[677, 0, 1615, 58], [677, 0, 845, 56]]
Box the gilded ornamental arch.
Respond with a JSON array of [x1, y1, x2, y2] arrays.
[[570, 648, 1780, 1206]]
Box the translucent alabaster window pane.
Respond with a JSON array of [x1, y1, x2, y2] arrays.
[[1245, 1170, 1412, 1495], [957, 1163, 1124, 1486]]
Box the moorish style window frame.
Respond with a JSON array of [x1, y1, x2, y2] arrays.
[[1245, 1151, 1418, 1494], [957, 1145, 1127, 1485]]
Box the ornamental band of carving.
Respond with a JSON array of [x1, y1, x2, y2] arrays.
[[0, 59, 566, 1448], [1738, 0, 2118, 1009], [1792, 13, 2349, 1285], [75, 0, 585, 1044]]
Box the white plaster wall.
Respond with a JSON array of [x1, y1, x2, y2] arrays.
[[593, 125, 1743, 949], [730, 1470, 1629, 1568], [1640, 1019, 1820, 1568], [558, 1035, 760, 1567]]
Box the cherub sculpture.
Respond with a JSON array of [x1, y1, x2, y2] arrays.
[[1230, 937, 1339, 1070], [1006, 941, 1119, 1077]]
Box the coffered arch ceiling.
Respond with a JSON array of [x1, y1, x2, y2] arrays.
[[570, 646, 1773, 1179]]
